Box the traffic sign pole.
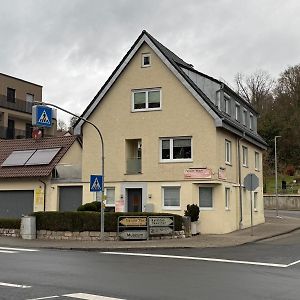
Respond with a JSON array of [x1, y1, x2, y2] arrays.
[[250, 176, 253, 236], [33, 101, 106, 240]]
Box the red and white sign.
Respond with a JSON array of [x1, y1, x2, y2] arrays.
[[184, 168, 212, 179], [115, 199, 125, 212]]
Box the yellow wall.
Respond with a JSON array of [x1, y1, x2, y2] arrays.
[[80, 42, 265, 234]]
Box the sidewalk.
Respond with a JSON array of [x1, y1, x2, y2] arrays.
[[1, 216, 300, 251]]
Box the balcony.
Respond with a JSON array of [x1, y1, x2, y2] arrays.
[[126, 158, 142, 174], [0, 126, 30, 139], [52, 164, 82, 180], [0, 94, 34, 114]]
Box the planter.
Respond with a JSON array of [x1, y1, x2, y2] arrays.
[[191, 221, 200, 235]]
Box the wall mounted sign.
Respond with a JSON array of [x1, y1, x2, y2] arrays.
[[184, 168, 212, 179], [218, 168, 226, 180]]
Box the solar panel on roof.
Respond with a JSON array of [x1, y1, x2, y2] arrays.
[[1, 150, 36, 167], [25, 148, 61, 166]]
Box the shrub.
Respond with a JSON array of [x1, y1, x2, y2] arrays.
[[77, 201, 101, 212], [184, 204, 200, 222], [0, 218, 21, 229], [32, 211, 183, 232]]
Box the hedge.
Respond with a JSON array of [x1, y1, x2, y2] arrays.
[[0, 218, 21, 229], [32, 211, 183, 232]]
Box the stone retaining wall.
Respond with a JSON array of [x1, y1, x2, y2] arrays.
[[37, 230, 185, 241], [0, 228, 20, 238], [264, 194, 300, 210]]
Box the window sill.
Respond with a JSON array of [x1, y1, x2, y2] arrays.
[[141, 64, 151, 68], [199, 208, 214, 211], [254, 209, 258, 212], [124, 172, 143, 175], [225, 208, 230, 211], [225, 162, 232, 166], [255, 169, 260, 172], [160, 159, 193, 163], [132, 108, 161, 113], [162, 207, 181, 211], [242, 165, 248, 168]]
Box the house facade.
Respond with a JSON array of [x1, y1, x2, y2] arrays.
[[0, 73, 56, 139], [75, 31, 267, 234], [0, 135, 82, 218]]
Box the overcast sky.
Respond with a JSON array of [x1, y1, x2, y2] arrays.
[[1, 0, 299, 123]]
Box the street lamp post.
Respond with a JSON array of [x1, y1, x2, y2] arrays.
[[275, 135, 281, 218], [33, 101, 106, 240]]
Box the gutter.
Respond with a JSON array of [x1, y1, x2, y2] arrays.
[[237, 134, 245, 229], [39, 179, 46, 212]]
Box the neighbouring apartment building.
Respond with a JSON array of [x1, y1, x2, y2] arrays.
[[0, 73, 56, 139], [73, 30, 267, 234]]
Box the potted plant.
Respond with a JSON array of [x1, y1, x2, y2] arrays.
[[184, 204, 200, 235]]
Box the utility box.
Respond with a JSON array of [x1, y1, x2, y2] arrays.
[[20, 216, 36, 240]]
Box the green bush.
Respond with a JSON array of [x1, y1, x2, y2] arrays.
[[0, 218, 21, 229], [184, 204, 200, 222], [77, 201, 101, 212], [33, 211, 183, 232]]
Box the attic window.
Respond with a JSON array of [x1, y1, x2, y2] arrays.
[[142, 53, 151, 67]]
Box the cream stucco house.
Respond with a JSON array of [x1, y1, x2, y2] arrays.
[[74, 31, 267, 234]]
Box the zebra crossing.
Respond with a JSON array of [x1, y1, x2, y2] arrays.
[[0, 246, 39, 254], [27, 293, 125, 300]]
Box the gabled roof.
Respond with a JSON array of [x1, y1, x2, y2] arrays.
[[0, 135, 78, 178], [74, 30, 267, 149]]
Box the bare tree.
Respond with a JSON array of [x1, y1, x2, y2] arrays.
[[235, 70, 275, 114], [57, 119, 67, 131]]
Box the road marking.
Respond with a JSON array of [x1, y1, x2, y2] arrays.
[[287, 259, 300, 267], [0, 281, 31, 288], [26, 296, 59, 300], [102, 252, 289, 268], [0, 246, 39, 252], [0, 250, 17, 254], [64, 293, 125, 300]]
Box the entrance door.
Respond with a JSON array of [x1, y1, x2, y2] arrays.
[[127, 188, 142, 212]]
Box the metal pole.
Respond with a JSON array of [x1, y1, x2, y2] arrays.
[[275, 136, 281, 218], [34, 101, 106, 240]]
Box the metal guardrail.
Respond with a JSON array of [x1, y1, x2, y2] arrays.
[[0, 126, 29, 139], [126, 157, 141, 174]]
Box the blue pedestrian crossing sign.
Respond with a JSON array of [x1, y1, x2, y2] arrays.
[[90, 175, 103, 192], [32, 105, 53, 128]]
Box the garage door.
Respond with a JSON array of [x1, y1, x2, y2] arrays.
[[59, 186, 83, 212], [0, 190, 34, 218]]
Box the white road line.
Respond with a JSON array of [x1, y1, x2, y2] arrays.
[[64, 293, 125, 300], [0, 281, 31, 288], [26, 296, 59, 300], [287, 259, 300, 267], [0, 250, 17, 254], [102, 251, 289, 268], [0, 246, 39, 252]]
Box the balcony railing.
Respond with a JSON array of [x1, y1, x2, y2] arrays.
[[0, 94, 34, 114], [0, 126, 30, 139], [53, 164, 82, 180], [126, 158, 142, 174]]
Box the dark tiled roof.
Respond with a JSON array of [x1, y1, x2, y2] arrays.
[[0, 135, 78, 178]]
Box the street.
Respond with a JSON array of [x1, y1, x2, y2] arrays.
[[0, 230, 300, 300]]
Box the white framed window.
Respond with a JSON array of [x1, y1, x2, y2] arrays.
[[105, 187, 115, 206], [132, 89, 161, 111], [242, 146, 248, 167], [225, 188, 230, 210], [253, 191, 258, 211], [242, 109, 247, 126], [141, 53, 151, 67], [199, 187, 213, 209], [255, 151, 260, 171], [225, 139, 232, 165], [224, 94, 231, 115], [250, 113, 254, 130], [162, 186, 180, 210], [160, 137, 192, 162], [235, 103, 240, 121]]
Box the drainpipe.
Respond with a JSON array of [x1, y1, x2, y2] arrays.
[[237, 134, 245, 229], [39, 180, 46, 212]]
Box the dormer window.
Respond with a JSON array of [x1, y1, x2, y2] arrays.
[[235, 103, 240, 122], [142, 53, 151, 67], [224, 94, 231, 115], [250, 113, 254, 130], [242, 109, 247, 126]]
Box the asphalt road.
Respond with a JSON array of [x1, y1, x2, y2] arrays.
[[265, 209, 300, 218], [0, 231, 300, 300]]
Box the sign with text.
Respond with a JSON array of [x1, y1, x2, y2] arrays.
[[184, 168, 212, 179], [118, 216, 148, 240], [148, 216, 174, 236], [218, 168, 226, 180]]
